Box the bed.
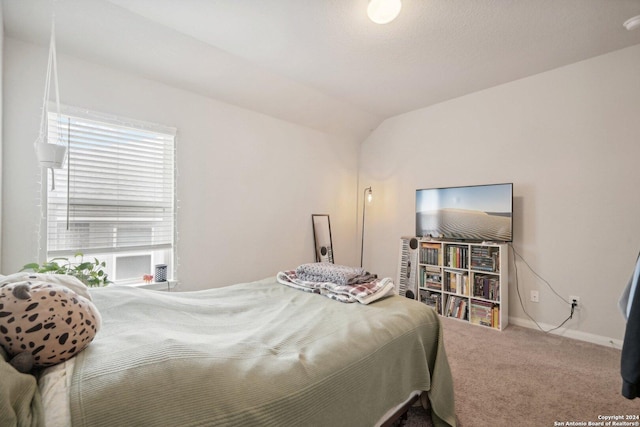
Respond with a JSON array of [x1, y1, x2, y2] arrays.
[[2, 276, 456, 427]]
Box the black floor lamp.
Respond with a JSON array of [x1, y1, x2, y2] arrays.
[[360, 187, 373, 268]]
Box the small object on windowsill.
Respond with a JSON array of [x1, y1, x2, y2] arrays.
[[143, 274, 153, 284], [154, 264, 168, 282]]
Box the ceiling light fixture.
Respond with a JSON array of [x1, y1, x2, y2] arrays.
[[367, 0, 402, 25], [624, 15, 640, 31]]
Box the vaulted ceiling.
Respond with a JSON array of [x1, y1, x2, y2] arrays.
[[4, 0, 640, 139]]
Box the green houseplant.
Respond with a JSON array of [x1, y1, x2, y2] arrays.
[[21, 252, 110, 287]]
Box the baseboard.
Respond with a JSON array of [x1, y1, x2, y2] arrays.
[[508, 316, 623, 349]]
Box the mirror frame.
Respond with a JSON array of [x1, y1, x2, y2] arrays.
[[311, 214, 334, 263]]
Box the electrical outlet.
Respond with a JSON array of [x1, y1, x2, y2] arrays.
[[530, 290, 539, 303], [570, 295, 580, 308]]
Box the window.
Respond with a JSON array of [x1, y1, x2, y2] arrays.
[[45, 107, 176, 284]]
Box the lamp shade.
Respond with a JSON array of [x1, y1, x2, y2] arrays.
[[367, 0, 402, 24]]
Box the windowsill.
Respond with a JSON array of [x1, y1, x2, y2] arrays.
[[111, 280, 178, 291]]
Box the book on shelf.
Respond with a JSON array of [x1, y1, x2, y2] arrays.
[[420, 289, 443, 313], [444, 271, 469, 296], [492, 305, 499, 327], [469, 300, 500, 328], [420, 243, 442, 266], [446, 245, 468, 269], [470, 246, 500, 273], [444, 295, 468, 320], [421, 266, 442, 290], [473, 274, 500, 301]]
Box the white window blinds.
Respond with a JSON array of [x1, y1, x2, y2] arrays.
[[46, 108, 176, 257]]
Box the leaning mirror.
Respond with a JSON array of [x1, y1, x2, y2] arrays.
[[312, 214, 334, 263]]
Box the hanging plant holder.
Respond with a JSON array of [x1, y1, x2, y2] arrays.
[[35, 135, 67, 169], [35, 16, 67, 174]]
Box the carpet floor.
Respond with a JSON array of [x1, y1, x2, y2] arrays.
[[398, 316, 636, 427]]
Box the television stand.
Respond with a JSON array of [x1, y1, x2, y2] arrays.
[[397, 237, 509, 330]]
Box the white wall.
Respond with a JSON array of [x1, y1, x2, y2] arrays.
[[359, 44, 640, 345], [2, 37, 360, 289]]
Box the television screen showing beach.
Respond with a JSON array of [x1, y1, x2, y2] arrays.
[[416, 184, 512, 242]]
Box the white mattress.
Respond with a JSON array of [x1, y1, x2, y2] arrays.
[[39, 359, 75, 427]]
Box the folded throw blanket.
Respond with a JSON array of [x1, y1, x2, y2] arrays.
[[347, 273, 379, 285], [295, 263, 366, 285], [321, 277, 396, 305], [277, 268, 396, 305], [276, 270, 323, 294]]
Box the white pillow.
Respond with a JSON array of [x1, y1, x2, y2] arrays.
[[0, 272, 92, 301]]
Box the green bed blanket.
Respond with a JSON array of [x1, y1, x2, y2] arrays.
[[69, 277, 456, 427]]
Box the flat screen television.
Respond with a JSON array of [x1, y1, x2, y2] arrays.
[[416, 183, 513, 242]]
